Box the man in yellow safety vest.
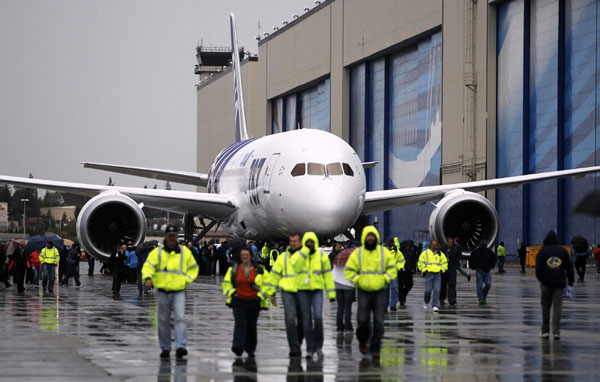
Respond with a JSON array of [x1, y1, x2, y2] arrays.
[[40, 241, 60, 293]]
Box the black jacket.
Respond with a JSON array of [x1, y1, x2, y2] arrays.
[[441, 245, 462, 270], [109, 251, 127, 271], [536, 232, 574, 288], [469, 246, 497, 272]]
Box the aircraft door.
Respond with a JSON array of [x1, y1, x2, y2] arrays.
[[262, 153, 280, 194]]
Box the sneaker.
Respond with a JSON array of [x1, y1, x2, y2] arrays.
[[554, 334, 560, 340], [305, 352, 314, 359], [232, 346, 244, 357], [316, 349, 324, 358], [440, 301, 445, 306], [390, 306, 397, 311], [400, 302, 405, 307], [467, 274, 471, 282], [176, 348, 187, 358], [289, 348, 302, 357], [160, 350, 170, 359], [540, 332, 549, 338], [422, 303, 428, 310], [433, 306, 439, 313], [478, 299, 485, 305]]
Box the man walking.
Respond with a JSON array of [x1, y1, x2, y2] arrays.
[[142, 225, 199, 359], [62, 244, 81, 286], [110, 245, 127, 296], [40, 241, 60, 293], [535, 231, 574, 339], [418, 240, 448, 313], [469, 241, 497, 305], [9, 243, 29, 292], [397, 240, 415, 307], [440, 237, 461, 305], [264, 233, 305, 357], [518, 242, 527, 273], [497, 241, 506, 273], [345, 226, 397, 359], [87, 251, 95, 276]]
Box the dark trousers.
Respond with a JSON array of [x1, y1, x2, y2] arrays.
[[397, 270, 413, 304], [575, 256, 587, 281], [63, 265, 80, 286], [88, 258, 95, 275], [440, 269, 457, 304], [112, 270, 123, 293], [14, 267, 26, 292], [128, 268, 137, 283], [356, 289, 386, 353], [207, 259, 216, 276], [497, 256, 506, 272], [541, 285, 564, 335], [232, 298, 260, 354], [519, 256, 526, 272], [336, 289, 354, 332]]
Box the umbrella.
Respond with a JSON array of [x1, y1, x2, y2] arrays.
[[63, 239, 74, 246], [4, 238, 27, 256], [574, 191, 600, 216], [25, 233, 64, 252]]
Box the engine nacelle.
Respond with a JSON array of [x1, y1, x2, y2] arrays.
[[76, 191, 146, 262], [429, 190, 499, 253]]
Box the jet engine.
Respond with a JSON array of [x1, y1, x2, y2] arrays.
[[76, 191, 146, 261], [428, 190, 499, 253]]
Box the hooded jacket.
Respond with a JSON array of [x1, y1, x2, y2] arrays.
[[535, 231, 574, 288], [291, 232, 336, 299], [344, 226, 397, 292]]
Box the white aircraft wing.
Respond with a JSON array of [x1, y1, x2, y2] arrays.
[[363, 165, 600, 215], [0, 175, 234, 219], [82, 162, 209, 187]]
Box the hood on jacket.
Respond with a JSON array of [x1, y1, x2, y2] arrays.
[[302, 232, 320, 251], [543, 230, 560, 246], [361, 226, 380, 247]]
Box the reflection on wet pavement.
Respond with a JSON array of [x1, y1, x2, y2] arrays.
[[0, 265, 598, 381]]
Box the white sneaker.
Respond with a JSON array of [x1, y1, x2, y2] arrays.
[[433, 306, 439, 313], [540, 332, 549, 338], [422, 303, 428, 310]]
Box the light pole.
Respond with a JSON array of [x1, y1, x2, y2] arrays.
[[20, 198, 29, 235]]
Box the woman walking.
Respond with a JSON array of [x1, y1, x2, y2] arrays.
[[222, 247, 269, 358]]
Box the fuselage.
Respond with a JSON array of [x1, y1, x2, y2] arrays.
[[206, 129, 366, 240]]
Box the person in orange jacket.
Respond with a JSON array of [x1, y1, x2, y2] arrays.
[[30, 248, 42, 287]]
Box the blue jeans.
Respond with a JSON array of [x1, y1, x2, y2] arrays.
[[424, 272, 441, 307], [297, 290, 323, 353], [281, 291, 304, 351], [41, 263, 56, 292], [389, 277, 399, 308], [157, 290, 187, 351], [32, 267, 40, 286], [476, 271, 492, 300]]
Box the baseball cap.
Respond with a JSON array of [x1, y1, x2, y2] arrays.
[[165, 225, 178, 236]]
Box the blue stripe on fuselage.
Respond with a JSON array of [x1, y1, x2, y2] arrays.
[[207, 137, 259, 193]]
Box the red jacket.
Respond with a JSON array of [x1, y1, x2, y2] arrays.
[[594, 248, 600, 261], [30, 251, 41, 267]]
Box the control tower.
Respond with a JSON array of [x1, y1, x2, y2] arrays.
[[194, 45, 245, 86]]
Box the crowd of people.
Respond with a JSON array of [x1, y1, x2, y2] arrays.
[[0, 226, 594, 361]]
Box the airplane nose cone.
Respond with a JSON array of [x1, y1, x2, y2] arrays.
[[306, 182, 355, 235]]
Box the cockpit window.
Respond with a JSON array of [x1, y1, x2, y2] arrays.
[[307, 163, 325, 176], [291, 163, 305, 177], [327, 163, 343, 176], [343, 163, 354, 177]]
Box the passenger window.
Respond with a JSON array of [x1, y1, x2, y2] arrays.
[[307, 163, 325, 176], [291, 163, 305, 177], [327, 163, 343, 176], [343, 163, 354, 176]]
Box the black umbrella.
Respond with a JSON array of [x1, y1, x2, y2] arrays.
[[573, 191, 600, 216], [25, 234, 64, 252]]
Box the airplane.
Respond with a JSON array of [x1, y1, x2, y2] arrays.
[[1, 14, 600, 262]]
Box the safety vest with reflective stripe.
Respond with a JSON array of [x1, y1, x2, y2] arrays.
[[141, 245, 199, 292], [222, 263, 269, 309], [292, 248, 336, 299], [394, 249, 406, 271], [344, 245, 397, 292], [40, 247, 60, 265], [264, 248, 302, 295], [417, 249, 448, 273], [261, 245, 269, 259]]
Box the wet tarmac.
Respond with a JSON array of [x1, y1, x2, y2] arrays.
[[1, 264, 599, 381]]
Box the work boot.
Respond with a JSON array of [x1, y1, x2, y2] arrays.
[[176, 348, 187, 358], [160, 350, 170, 359]]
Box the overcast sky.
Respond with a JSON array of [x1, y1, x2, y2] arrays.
[[0, 0, 315, 192]]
